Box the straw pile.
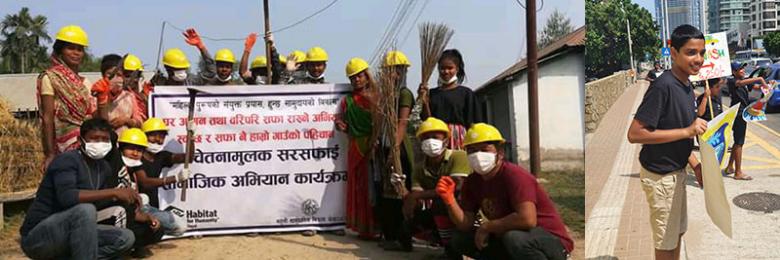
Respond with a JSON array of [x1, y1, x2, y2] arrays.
[[0, 97, 43, 193]]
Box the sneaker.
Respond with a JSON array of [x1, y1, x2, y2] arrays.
[[332, 229, 346, 236], [302, 230, 317, 236], [131, 247, 154, 258]]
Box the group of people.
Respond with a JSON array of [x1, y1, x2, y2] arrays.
[[21, 24, 574, 259], [632, 24, 770, 260]]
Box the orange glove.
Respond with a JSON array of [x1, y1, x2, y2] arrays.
[[142, 82, 154, 98], [435, 176, 456, 206], [91, 79, 110, 105], [245, 33, 257, 50], [183, 28, 205, 50]]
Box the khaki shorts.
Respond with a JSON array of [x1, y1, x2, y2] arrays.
[[640, 167, 688, 250]]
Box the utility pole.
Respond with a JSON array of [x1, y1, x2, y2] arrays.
[[263, 0, 272, 85], [664, 0, 671, 69], [526, 0, 540, 176], [621, 2, 635, 80]]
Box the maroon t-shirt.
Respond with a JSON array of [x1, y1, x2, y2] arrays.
[[461, 161, 574, 253]]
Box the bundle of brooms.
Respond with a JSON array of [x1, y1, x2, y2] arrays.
[[411, 22, 454, 126], [0, 98, 44, 193], [374, 61, 407, 198]]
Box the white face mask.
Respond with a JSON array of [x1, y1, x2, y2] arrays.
[[438, 75, 458, 86], [306, 71, 325, 80], [122, 155, 143, 168], [172, 70, 188, 81], [255, 76, 267, 84], [421, 138, 445, 157], [146, 143, 164, 154], [83, 141, 112, 160], [217, 74, 232, 82], [468, 152, 497, 175]]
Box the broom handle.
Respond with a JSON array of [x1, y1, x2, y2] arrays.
[[705, 80, 714, 119]]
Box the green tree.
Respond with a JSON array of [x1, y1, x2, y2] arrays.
[[539, 9, 574, 49], [763, 32, 780, 57], [0, 7, 51, 74], [586, 0, 660, 78]]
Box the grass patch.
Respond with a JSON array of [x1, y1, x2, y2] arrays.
[[1, 200, 29, 257], [538, 170, 585, 237]]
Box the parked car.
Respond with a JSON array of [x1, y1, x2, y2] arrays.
[[759, 64, 780, 113], [745, 58, 773, 75]]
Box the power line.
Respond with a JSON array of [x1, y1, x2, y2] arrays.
[[400, 0, 430, 47], [271, 0, 340, 33], [515, 0, 544, 12]]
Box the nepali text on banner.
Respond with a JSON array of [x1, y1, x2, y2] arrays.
[[149, 84, 351, 238]]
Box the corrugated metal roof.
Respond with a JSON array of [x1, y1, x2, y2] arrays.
[[477, 25, 586, 92]]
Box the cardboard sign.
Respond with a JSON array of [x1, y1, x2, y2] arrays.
[[690, 32, 732, 82]]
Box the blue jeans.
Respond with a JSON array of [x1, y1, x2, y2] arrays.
[[449, 227, 568, 260], [141, 205, 182, 236], [21, 203, 135, 260]]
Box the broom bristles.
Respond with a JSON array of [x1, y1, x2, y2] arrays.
[[419, 22, 454, 86]]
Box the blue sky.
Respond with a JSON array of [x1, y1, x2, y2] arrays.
[[635, 0, 656, 18], [1, 0, 584, 89]]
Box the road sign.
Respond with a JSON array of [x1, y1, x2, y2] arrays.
[[662, 47, 671, 57]]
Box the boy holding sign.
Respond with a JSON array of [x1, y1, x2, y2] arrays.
[[627, 24, 707, 260], [726, 61, 771, 180]]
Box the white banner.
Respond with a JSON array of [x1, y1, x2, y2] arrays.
[[149, 84, 351, 237]]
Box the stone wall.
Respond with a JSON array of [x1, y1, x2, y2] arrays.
[[584, 70, 632, 133]]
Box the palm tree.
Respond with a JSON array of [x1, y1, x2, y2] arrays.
[[0, 7, 51, 73]]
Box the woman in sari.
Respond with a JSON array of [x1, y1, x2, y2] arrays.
[[336, 58, 378, 239], [38, 25, 97, 168]]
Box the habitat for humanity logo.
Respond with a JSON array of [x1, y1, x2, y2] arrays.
[[187, 209, 220, 224], [302, 199, 319, 216]]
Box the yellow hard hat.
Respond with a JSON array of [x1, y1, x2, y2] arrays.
[[163, 48, 190, 69], [345, 57, 369, 77], [416, 117, 450, 138], [306, 46, 328, 62], [250, 56, 267, 69], [215, 48, 236, 63], [55, 25, 89, 47], [123, 54, 143, 71], [142, 118, 169, 133], [463, 123, 505, 147], [384, 50, 411, 67], [279, 54, 288, 64], [118, 128, 149, 148], [290, 50, 306, 63]]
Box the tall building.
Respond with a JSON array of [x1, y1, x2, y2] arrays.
[[656, 0, 706, 41], [749, 0, 780, 38], [716, 0, 750, 32]]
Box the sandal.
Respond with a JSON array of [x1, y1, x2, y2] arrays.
[[733, 174, 753, 180]]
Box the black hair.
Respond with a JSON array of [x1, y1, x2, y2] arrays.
[[80, 118, 113, 138], [706, 77, 721, 87], [52, 40, 67, 56], [438, 49, 466, 84], [670, 24, 704, 51], [100, 54, 122, 75]]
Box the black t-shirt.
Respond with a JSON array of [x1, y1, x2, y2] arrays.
[[20, 151, 113, 236], [427, 85, 481, 127], [141, 151, 174, 208], [696, 94, 723, 121], [727, 77, 750, 111], [634, 71, 697, 174]]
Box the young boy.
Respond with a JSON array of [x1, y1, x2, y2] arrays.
[[627, 24, 708, 260], [401, 117, 471, 256], [696, 77, 724, 121], [438, 123, 572, 259], [726, 61, 770, 180], [20, 118, 137, 259], [136, 117, 191, 236]]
